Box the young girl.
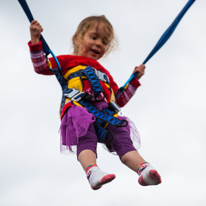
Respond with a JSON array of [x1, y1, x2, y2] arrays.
[[28, 15, 162, 190]]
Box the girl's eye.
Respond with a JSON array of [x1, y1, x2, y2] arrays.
[[103, 41, 108, 45], [90, 36, 97, 40]]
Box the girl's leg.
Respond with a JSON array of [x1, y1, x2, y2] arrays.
[[121, 150, 161, 186], [77, 123, 98, 170], [121, 150, 145, 172], [106, 124, 162, 186], [78, 149, 96, 171], [77, 124, 115, 190]]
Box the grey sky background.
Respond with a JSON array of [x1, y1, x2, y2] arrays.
[[1, 0, 206, 205]]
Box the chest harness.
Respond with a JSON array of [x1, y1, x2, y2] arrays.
[[17, 0, 128, 143], [49, 64, 128, 143], [19, 0, 196, 143]]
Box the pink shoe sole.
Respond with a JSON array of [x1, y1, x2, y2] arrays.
[[138, 170, 162, 186], [91, 174, 116, 190], [149, 170, 162, 184], [138, 176, 147, 186]]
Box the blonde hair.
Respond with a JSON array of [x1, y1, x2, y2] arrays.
[[72, 15, 117, 56]]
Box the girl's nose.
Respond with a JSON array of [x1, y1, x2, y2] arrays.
[[95, 39, 102, 47]]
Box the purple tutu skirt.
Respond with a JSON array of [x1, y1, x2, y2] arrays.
[[60, 102, 141, 155]]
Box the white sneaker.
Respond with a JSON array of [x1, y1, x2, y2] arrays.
[[138, 164, 162, 186], [87, 166, 116, 190]]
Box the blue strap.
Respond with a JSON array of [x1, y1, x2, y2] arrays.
[[142, 0, 195, 65], [51, 66, 67, 89], [51, 67, 74, 114], [121, 0, 196, 90], [78, 100, 127, 127], [18, 0, 51, 56], [67, 71, 84, 80], [82, 66, 105, 100], [66, 66, 105, 100], [53, 64, 128, 142], [95, 122, 114, 143], [18, 0, 123, 143], [78, 100, 127, 143], [52, 66, 123, 127]]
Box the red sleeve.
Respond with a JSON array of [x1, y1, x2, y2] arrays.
[[48, 55, 72, 75], [115, 78, 141, 107], [28, 41, 72, 75], [28, 41, 54, 75], [93, 63, 141, 107], [28, 41, 141, 107]]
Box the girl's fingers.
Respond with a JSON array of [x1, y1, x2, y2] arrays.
[[133, 64, 146, 79], [31, 20, 38, 25], [30, 24, 43, 33], [134, 65, 145, 73], [30, 20, 42, 28], [139, 64, 146, 70]]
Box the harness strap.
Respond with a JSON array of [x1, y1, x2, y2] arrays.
[[67, 69, 109, 84], [81, 66, 105, 101], [51, 64, 128, 143], [95, 121, 114, 143], [73, 100, 127, 143], [50, 66, 71, 114], [50, 66, 67, 89], [77, 100, 127, 127]]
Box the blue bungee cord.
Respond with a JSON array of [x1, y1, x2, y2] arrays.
[[18, 0, 196, 92], [121, 0, 196, 91], [17, 0, 61, 71]]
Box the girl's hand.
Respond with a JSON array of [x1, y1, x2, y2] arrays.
[[30, 20, 43, 44], [133, 64, 146, 79]]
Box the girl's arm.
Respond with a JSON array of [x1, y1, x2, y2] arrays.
[[115, 64, 146, 107], [28, 20, 52, 75], [28, 40, 54, 75], [28, 20, 64, 75]]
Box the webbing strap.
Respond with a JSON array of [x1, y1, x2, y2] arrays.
[[51, 67, 67, 90], [51, 68, 73, 114], [18, 0, 51, 56], [67, 71, 83, 81], [67, 69, 109, 84], [82, 66, 104, 99], [95, 122, 114, 143], [76, 100, 127, 143], [78, 100, 127, 127], [51, 64, 127, 143]]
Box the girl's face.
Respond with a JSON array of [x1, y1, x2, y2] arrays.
[[76, 22, 111, 60]]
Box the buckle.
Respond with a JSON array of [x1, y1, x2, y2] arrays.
[[109, 101, 121, 113], [64, 88, 84, 102], [71, 92, 84, 102], [95, 70, 109, 83]]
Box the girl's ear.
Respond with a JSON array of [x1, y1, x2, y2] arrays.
[[73, 33, 79, 46], [73, 33, 80, 55]]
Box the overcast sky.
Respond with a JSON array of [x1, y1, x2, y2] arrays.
[[1, 0, 206, 205]]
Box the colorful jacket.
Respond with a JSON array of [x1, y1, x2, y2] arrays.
[[28, 41, 141, 119]]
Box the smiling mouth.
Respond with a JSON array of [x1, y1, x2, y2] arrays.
[[90, 49, 100, 55]]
